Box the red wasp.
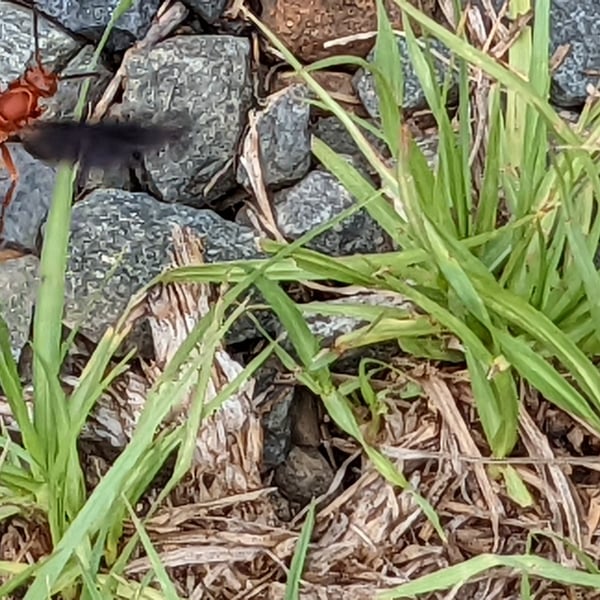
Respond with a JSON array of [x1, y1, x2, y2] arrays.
[[0, 6, 179, 242]]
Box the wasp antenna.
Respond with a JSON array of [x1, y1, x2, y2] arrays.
[[32, 2, 42, 66], [59, 71, 101, 82]]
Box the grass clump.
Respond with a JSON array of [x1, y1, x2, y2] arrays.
[[1, 0, 600, 597], [243, 0, 600, 461]]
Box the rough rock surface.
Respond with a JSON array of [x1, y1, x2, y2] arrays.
[[550, 0, 600, 107], [33, 0, 161, 51], [255, 360, 296, 468], [311, 115, 390, 176], [0, 144, 56, 254], [260, 0, 436, 63], [353, 36, 456, 118], [40, 45, 113, 121], [0, 255, 39, 362], [237, 84, 312, 190], [115, 35, 253, 206], [185, 0, 230, 23], [274, 445, 335, 506], [273, 170, 393, 256], [64, 189, 262, 344]]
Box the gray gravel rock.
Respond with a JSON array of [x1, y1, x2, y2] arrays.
[[311, 116, 439, 177], [184, 0, 229, 23], [311, 115, 390, 177], [272, 170, 393, 256], [274, 446, 334, 506], [275, 292, 424, 372], [353, 36, 455, 119], [262, 391, 294, 469], [0, 255, 39, 363], [0, 1, 81, 88], [550, 0, 600, 107], [464, 0, 599, 107], [65, 189, 262, 344], [0, 143, 56, 253], [237, 84, 311, 190], [115, 35, 253, 206], [255, 360, 295, 468], [34, 0, 161, 52]]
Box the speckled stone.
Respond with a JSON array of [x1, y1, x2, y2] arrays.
[[0, 143, 56, 254], [275, 292, 420, 372], [255, 359, 295, 468], [274, 445, 334, 505], [185, 0, 229, 23], [65, 189, 262, 343], [0, 2, 81, 89], [0, 255, 39, 362], [550, 0, 600, 107], [33, 0, 161, 51], [260, 0, 436, 63], [115, 35, 253, 206], [273, 170, 393, 256], [462, 0, 600, 107], [237, 84, 311, 190], [311, 115, 390, 176], [270, 70, 367, 116], [353, 36, 456, 118]]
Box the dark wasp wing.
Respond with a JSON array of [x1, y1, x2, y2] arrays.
[[19, 120, 181, 168]]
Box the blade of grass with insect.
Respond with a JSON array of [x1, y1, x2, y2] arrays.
[[466, 345, 518, 455], [0, 0, 138, 593]]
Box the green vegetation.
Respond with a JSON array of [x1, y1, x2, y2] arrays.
[[1, 0, 600, 597]]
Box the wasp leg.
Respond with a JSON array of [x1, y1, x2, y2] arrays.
[[0, 142, 19, 237]]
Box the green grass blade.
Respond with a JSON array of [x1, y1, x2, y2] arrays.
[[285, 499, 316, 600], [377, 553, 600, 599]]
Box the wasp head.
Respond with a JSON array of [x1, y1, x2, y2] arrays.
[[24, 65, 58, 98]]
